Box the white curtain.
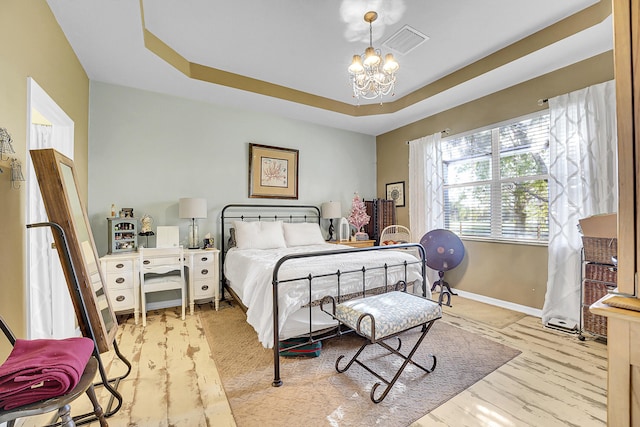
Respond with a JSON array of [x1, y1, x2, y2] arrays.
[[28, 123, 76, 339], [409, 132, 443, 286], [542, 80, 618, 326]]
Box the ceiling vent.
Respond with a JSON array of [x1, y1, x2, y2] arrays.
[[382, 25, 429, 55]]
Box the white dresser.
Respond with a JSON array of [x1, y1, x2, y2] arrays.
[[100, 248, 220, 324]]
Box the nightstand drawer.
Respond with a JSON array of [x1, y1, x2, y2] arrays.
[[193, 278, 214, 300], [192, 257, 214, 280], [193, 253, 215, 266]]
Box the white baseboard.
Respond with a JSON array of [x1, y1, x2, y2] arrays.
[[452, 289, 542, 318]]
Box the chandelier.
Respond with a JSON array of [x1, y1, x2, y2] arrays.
[[348, 11, 399, 102]]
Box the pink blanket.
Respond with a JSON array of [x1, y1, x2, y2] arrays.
[[0, 337, 94, 410]]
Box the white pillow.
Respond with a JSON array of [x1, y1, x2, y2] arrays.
[[283, 222, 326, 247], [233, 221, 286, 250]]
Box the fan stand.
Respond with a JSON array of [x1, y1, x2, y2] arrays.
[[431, 270, 458, 306]]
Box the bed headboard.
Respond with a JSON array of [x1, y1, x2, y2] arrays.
[[220, 203, 321, 267]]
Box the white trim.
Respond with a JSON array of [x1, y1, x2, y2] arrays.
[[26, 77, 76, 339], [453, 289, 542, 318]]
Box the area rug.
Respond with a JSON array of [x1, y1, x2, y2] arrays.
[[200, 304, 521, 427]]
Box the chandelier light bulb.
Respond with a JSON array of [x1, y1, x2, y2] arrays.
[[383, 54, 399, 73], [348, 55, 364, 74], [363, 47, 381, 67]]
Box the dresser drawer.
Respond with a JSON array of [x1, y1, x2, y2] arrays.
[[103, 258, 134, 273], [141, 256, 183, 268], [105, 270, 135, 289], [108, 286, 136, 312], [193, 278, 214, 300]]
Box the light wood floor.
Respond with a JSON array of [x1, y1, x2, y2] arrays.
[[23, 296, 607, 426]]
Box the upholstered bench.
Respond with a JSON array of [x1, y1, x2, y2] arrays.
[[332, 291, 442, 403]]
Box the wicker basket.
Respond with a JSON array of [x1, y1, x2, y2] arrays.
[[584, 263, 617, 284], [583, 306, 608, 336], [583, 280, 614, 305], [582, 280, 615, 337], [582, 236, 617, 265]]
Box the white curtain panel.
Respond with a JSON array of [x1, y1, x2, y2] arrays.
[[542, 80, 618, 327], [409, 132, 443, 286]]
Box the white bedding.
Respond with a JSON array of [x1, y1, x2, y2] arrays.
[[224, 243, 427, 348]]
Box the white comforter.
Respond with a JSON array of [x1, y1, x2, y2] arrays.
[[224, 243, 426, 347]]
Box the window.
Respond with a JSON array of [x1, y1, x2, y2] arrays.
[[442, 113, 550, 242]]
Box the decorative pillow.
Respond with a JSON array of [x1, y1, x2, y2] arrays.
[[381, 239, 408, 245], [233, 221, 286, 250], [227, 228, 237, 248], [282, 222, 326, 247]]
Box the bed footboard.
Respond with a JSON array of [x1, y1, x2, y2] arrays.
[[271, 243, 428, 387]]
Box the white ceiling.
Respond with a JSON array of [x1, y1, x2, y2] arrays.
[[46, 0, 611, 136]]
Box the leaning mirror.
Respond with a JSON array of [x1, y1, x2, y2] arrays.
[[30, 148, 117, 353]]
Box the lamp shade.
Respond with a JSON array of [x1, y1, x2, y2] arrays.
[[179, 198, 207, 219], [321, 201, 342, 219]]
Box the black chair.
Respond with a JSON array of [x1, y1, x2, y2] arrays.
[[0, 316, 108, 427]]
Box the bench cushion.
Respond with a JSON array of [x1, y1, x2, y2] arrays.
[[335, 291, 442, 341]]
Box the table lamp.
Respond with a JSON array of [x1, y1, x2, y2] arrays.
[[179, 197, 207, 249], [321, 201, 342, 241]]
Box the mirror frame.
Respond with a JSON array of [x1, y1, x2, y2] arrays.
[[30, 148, 117, 353]]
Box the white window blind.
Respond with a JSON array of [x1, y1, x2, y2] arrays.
[[442, 112, 550, 242]]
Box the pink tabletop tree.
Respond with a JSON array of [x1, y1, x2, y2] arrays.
[[347, 192, 370, 239]]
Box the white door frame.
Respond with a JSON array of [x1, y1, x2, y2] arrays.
[[26, 77, 76, 339]]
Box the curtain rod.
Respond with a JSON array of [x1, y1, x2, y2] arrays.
[[406, 128, 450, 144]]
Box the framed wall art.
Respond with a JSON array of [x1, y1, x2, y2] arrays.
[[249, 143, 299, 199], [386, 181, 405, 207]]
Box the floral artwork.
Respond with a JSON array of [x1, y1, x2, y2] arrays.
[[249, 143, 299, 199], [347, 192, 370, 233], [260, 157, 288, 187]]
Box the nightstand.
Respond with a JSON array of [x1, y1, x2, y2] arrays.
[[328, 239, 376, 248]]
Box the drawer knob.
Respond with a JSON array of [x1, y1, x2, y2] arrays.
[[201, 257, 209, 262], [116, 263, 124, 269], [201, 285, 209, 291], [115, 277, 125, 284], [143, 260, 150, 265], [116, 295, 126, 302], [201, 269, 209, 275]]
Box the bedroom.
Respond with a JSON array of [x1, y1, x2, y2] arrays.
[[0, 0, 635, 425]]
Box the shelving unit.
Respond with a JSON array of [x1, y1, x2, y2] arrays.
[[107, 217, 138, 254]]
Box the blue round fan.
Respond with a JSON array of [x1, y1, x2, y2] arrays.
[[420, 229, 465, 305]]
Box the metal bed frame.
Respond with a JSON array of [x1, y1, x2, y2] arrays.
[[220, 204, 428, 386]]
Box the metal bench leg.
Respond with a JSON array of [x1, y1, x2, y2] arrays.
[[335, 319, 438, 403], [371, 320, 437, 403], [335, 340, 369, 373]]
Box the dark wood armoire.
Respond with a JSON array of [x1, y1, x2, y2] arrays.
[[364, 199, 396, 245]]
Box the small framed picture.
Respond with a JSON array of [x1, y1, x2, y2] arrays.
[[386, 181, 405, 208], [120, 208, 134, 218]]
